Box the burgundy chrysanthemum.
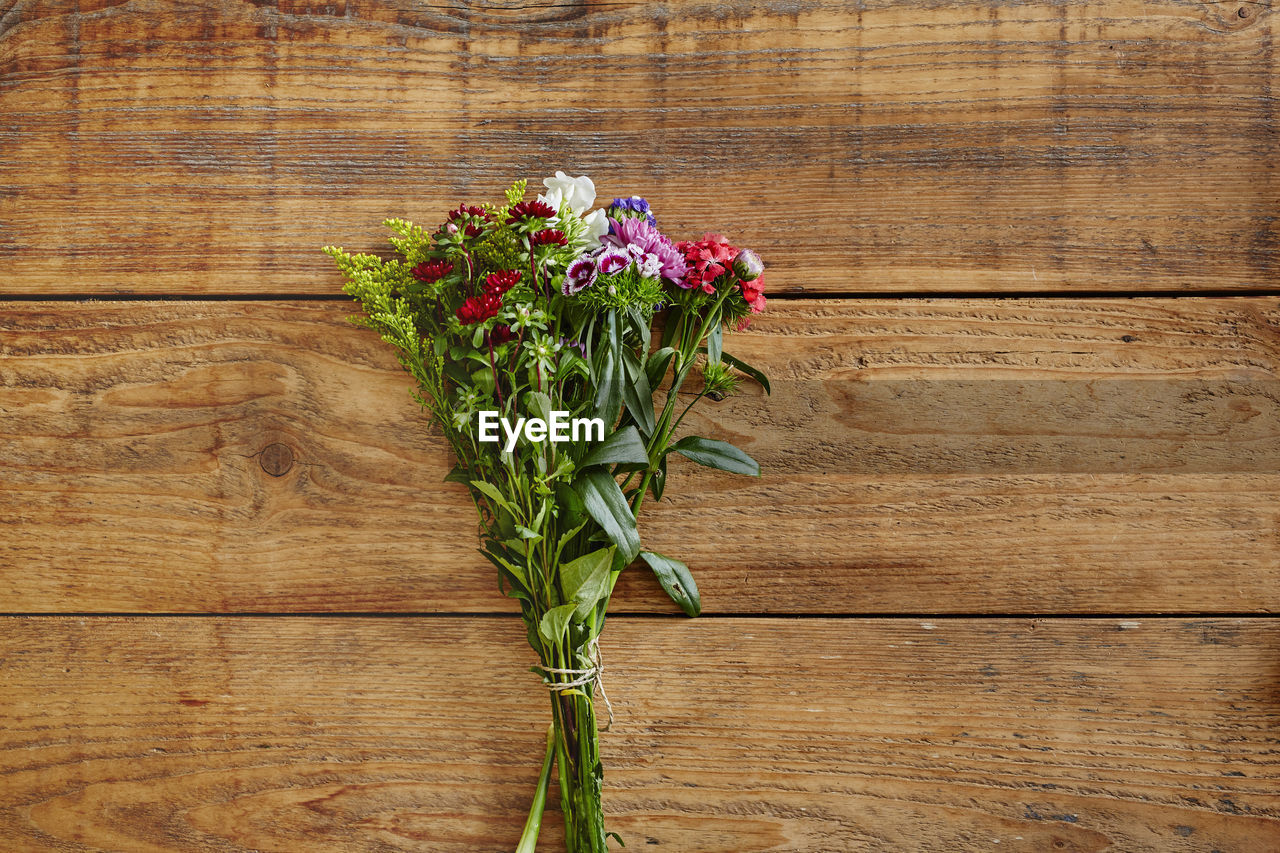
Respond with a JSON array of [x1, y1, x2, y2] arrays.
[[529, 228, 568, 247], [484, 269, 522, 296], [449, 204, 489, 222], [507, 200, 557, 222], [411, 259, 454, 283], [487, 324, 517, 345], [456, 293, 502, 325]]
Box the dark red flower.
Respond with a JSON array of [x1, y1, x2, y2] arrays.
[[484, 269, 522, 296], [529, 228, 568, 247], [449, 203, 489, 221], [456, 293, 502, 325], [507, 200, 557, 222], [411, 259, 454, 283], [487, 324, 517, 345], [465, 224, 483, 238]]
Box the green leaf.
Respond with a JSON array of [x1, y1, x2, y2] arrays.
[[621, 347, 656, 436], [470, 480, 514, 511], [640, 551, 701, 617], [578, 425, 650, 470], [645, 346, 676, 389], [538, 603, 578, 645], [514, 525, 542, 541], [649, 454, 668, 502], [592, 310, 622, 427], [670, 436, 761, 477], [723, 352, 771, 395], [559, 546, 615, 620], [574, 469, 641, 562], [526, 390, 553, 423], [707, 322, 723, 365], [443, 465, 471, 485]]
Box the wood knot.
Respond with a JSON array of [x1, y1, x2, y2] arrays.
[[259, 443, 294, 477]]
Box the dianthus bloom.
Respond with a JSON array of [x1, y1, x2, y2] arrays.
[[676, 233, 737, 294], [529, 228, 568, 247], [599, 218, 687, 283], [564, 256, 597, 295], [484, 269, 522, 296], [507, 200, 557, 223], [740, 274, 766, 314], [411, 259, 454, 283], [456, 293, 502, 325]]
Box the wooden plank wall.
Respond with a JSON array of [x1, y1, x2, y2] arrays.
[[1, 1, 1277, 850]]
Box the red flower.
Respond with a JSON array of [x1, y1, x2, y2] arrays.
[[507, 200, 557, 222], [740, 274, 767, 314], [487, 324, 517, 345], [456, 293, 502, 325], [411, 259, 454, 283], [529, 228, 568, 247], [677, 234, 738, 294], [484, 269, 522, 296], [449, 203, 489, 221]]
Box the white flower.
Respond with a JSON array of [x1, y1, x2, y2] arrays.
[[582, 208, 610, 243], [540, 170, 596, 215]]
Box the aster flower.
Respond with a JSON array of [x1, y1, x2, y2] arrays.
[[484, 269, 522, 296], [456, 292, 502, 325], [599, 218, 687, 283], [412, 259, 454, 283], [507, 200, 557, 222], [530, 228, 568, 247]]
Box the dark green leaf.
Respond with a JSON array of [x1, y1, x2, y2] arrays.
[[670, 435, 761, 477], [559, 546, 615, 620], [645, 346, 676, 389], [723, 352, 771, 395], [443, 465, 471, 485], [621, 347, 656, 436], [640, 551, 701, 617], [706, 322, 723, 365], [578, 425, 650, 470], [574, 469, 641, 562]]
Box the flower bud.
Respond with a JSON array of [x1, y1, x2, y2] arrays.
[[732, 248, 763, 281], [446, 222, 459, 235]]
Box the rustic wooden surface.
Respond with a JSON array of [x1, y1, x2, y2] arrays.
[[1, 617, 1277, 852], [3, 0, 1278, 849], [2, 298, 1277, 614], [1, 0, 1278, 295]]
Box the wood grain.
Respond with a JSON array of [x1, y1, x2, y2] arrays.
[[0, 616, 1276, 852], [3, 297, 1277, 614], [1, 0, 1276, 294]]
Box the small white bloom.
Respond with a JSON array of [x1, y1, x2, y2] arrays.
[[639, 252, 662, 279], [582, 208, 610, 243], [541, 170, 596, 215]]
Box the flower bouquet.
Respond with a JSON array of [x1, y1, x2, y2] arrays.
[[324, 172, 769, 851]]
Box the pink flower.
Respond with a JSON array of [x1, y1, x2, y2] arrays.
[[600, 217, 687, 283]]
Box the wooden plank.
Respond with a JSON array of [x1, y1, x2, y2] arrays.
[[0, 616, 1276, 851], [1, 0, 1276, 294], [2, 298, 1277, 614]]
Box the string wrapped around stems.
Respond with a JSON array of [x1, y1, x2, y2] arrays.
[[533, 641, 614, 730]]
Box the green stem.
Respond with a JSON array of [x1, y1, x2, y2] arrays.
[[515, 725, 556, 853]]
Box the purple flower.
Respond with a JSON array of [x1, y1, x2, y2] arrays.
[[608, 196, 657, 228], [600, 218, 687, 283], [563, 256, 597, 295]]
